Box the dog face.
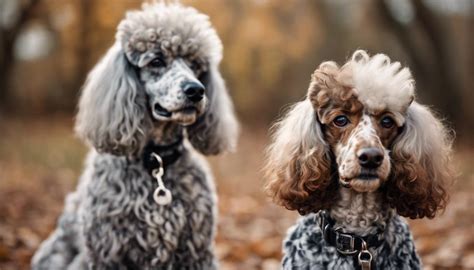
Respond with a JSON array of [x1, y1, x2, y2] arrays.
[[311, 81, 402, 193], [141, 58, 206, 125], [124, 29, 211, 126], [265, 51, 452, 218], [308, 53, 416, 193]]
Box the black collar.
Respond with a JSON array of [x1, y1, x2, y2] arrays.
[[318, 211, 385, 256], [142, 136, 184, 174]]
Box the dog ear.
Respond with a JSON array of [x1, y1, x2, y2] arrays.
[[186, 65, 239, 155], [385, 102, 454, 219], [75, 43, 152, 156], [264, 100, 338, 215]]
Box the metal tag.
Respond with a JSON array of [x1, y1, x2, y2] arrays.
[[151, 153, 172, 205], [358, 250, 372, 270]]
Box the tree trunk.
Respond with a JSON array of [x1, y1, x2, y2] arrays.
[[0, 0, 41, 111], [0, 33, 16, 109], [377, 0, 464, 129], [75, 0, 93, 87], [411, 0, 464, 124]]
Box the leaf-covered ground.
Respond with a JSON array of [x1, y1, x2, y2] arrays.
[[0, 118, 473, 270]]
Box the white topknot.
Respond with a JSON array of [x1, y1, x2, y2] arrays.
[[350, 50, 415, 122]]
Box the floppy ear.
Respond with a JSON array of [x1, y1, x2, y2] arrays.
[[264, 100, 338, 215], [186, 65, 239, 155], [385, 102, 454, 219], [75, 43, 152, 156]]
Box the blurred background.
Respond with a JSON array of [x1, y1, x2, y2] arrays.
[[0, 0, 472, 269]]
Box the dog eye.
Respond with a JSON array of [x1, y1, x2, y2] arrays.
[[149, 57, 166, 68], [380, 116, 395, 128], [333, 115, 349, 127], [190, 60, 200, 70]]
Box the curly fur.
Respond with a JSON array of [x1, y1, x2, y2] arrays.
[[283, 212, 421, 269], [264, 50, 454, 269], [32, 3, 238, 269], [264, 100, 338, 215], [385, 102, 452, 219]]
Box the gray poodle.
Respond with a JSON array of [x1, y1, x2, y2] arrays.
[[32, 3, 238, 269]]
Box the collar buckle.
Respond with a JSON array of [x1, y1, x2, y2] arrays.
[[335, 230, 358, 255], [318, 211, 384, 258]]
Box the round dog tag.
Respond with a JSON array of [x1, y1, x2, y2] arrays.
[[153, 186, 172, 205]]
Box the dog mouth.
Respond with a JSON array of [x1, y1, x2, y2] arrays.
[[152, 103, 199, 125], [154, 103, 173, 117], [340, 171, 382, 192], [357, 172, 379, 180]]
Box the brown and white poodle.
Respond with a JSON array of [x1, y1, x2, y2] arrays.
[[264, 50, 453, 270]]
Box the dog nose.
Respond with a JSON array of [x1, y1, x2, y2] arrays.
[[183, 82, 205, 102], [358, 148, 384, 169]]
